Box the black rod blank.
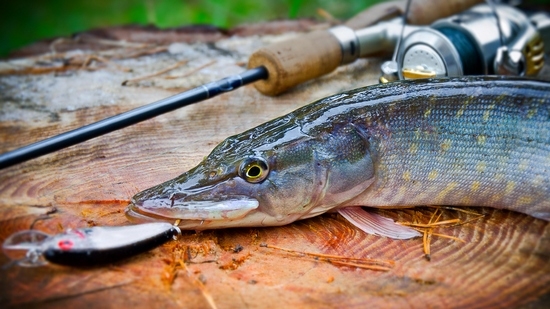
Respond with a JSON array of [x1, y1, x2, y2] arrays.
[[0, 66, 268, 170]]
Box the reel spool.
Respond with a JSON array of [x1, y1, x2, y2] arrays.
[[382, 4, 549, 82]]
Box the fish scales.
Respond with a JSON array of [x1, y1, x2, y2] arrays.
[[128, 77, 550, 230], [309, 78, 550, 220]]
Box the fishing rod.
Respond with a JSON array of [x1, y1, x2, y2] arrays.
[[0, 67, 267, 169], [1, 0, 546, 170]]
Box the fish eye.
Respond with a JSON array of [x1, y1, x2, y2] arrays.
[[239, 157, 269, 183]]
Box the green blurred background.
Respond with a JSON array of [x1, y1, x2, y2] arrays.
[[0, 0, 384, 58], [2, 0, 548, 59]]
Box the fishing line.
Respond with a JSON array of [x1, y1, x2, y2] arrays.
[[485, 0, 505, 47], [436, 27, 484, 75], [391, 0, 412, 62]]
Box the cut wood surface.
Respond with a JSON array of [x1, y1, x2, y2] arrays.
[[1, 22, 550, 309]]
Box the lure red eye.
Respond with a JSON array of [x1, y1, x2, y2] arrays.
[[73, 230, 85, 239], [58, 239, 74, 250]]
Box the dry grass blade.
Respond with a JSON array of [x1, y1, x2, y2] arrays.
[[398, 219, 462, 228], [122, 59, 191, 85], [423, 229, 431, 261], [176, 257, 218, 309], [260, 243, 394, 271], [164, 60, 217, 79], [80, 55, 132, 72], [327, 260, 393, 271], [431, 232, 466, 243], [397, 206, 484, 260], [316, 8, 339, 23], [85, 37, 150, 49], [425, 205, 485, 217], [49, 36, 149, 54], [120, 46, 169, 59], [161, 249, 218, 309], [1, 41, 168, 75]]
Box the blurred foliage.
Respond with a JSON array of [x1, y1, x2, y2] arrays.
[[0, 0, 383, 57], [2, 0, 547, 58]]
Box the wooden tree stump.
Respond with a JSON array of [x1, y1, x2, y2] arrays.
[[1, 21, 549, 308]]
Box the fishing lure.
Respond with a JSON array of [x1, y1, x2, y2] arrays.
[[2, 223, 180, 267]]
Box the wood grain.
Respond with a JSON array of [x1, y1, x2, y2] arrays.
[[1, 23, 549, 309]]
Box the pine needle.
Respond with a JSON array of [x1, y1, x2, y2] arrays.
[[397, 206, 484, 260], [260, 243, 394, 271]]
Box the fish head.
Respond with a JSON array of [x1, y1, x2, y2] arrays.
[[126, 111, 377, 229], [126, 121, 331, 229]]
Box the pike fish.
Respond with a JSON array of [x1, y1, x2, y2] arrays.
[[126, 77, 550, 239]]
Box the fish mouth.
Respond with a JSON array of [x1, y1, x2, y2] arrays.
[[125, 195, 259, 223]]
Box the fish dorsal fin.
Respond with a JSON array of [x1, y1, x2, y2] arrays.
[[337, 207, 420, 239]]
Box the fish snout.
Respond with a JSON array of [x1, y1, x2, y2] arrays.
[[126, 183, 259, 224], [131, 189, 188, 209]]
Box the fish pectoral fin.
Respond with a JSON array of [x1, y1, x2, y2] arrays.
[[337, 207, 421, 240]]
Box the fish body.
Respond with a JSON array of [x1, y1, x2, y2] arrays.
[[126, 77, 550, 234]]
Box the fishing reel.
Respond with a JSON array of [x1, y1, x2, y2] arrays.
[[378, 3, 550, 82]]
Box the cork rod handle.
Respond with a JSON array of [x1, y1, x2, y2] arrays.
[[248, 30, 343, 96]]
